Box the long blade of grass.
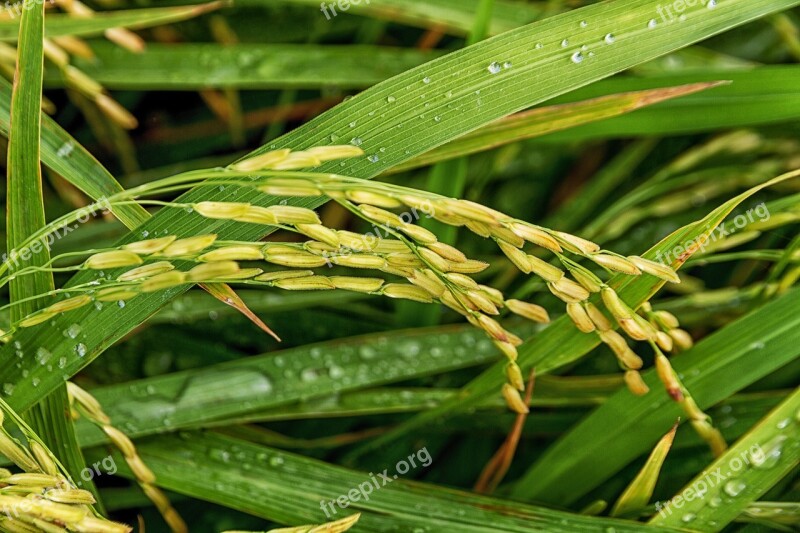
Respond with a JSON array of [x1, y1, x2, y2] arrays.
[[46, 43, 442, 90], [5, 0, 95, 498], [102, 431, 682, 532]]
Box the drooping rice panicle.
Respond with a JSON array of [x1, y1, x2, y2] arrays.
[[66, 383, 186, 533]]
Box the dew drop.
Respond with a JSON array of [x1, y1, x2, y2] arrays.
[[433, 116, 441, 123], [535, 43, 543, 49], [681, 513, 695, 523], [367, 154, 380, 163], [487, 61, 502, 74], [502, 61, 512, 69], [580, 20, 588, 28], [605, 33, 615, 44], [386, 95, 396, 103], [571, 51, 585, 64], [350, 137, 362, 146], [723, 480, 746, 497], [75, 343, 87, 357], [707, 0, 717, 8], [422, 76, 431, 84], [561, 39, 569, 47], [2, 383, 13, 396], [329, 133, 340, 142], [31, 378, 40, 388], [648, 19, 658, 28], [35, 348, 52, 365]]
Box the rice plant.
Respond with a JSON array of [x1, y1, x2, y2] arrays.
[[0, 0, 798, 531]]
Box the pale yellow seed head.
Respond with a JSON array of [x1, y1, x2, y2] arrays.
[[29, 442, 58, 477], [231, 149, 291, 172], [465, 220, 492, 238], [359, 204, 403, 227], [627, 256, 680, 283], [656, 331, 674, 352], [103, 426, 136, 458], [599, 330, 643, 370], [489, 226, 525, 248], [617, 317, 649, 341], [274, 276, 334, 291], [528, 255, 564, 283], [17, 312, 55, 328], [235, 205, 279, 225], [508, 223, 562, 252], [345, 189, 403, 208], [259, 178, 323, 197], [381, 284, 434, 303], [441, 199, 502, 226], [408, 270, 446, 297], [669, 328, 694, 351], [398, 224, 438, 244], [504, 299, 549, 324], [476, 314, 510, 342], [161, 235, 217, 257], [96, 288, 140, 302], [371, 239, 408, 254], [3, 473, 61, 487], [104, 27, 145, 53], [266, 205, 321, 225], [117, 261, 175, 282], [329, 276, 385, 293], [126, 455, 156, 485], [306, 144, 365, 161], [269, 152, 323, 170], [140, 271, 187, 292], [600, 287, 632, 319], [193, 201, 250, 220], [566, 303, 595, 333], [96, 93, 138, 130], [221, 268, 263, 280], [265, 253, 329, 269], [655, 354, 683, 401], [385, 253, 423, 268], [585, 302, 612, 331], [444, 273, 479, 290], [549, 277, 590, 302], [85, 250, 142, 270], [417, 247, 451, 272], [296, 224, 340, 248], [501, 383, 529, 414], [255, 270, 315, 282], [553, 231, 600, 254], [337, 231, 377, 251], [479, 285, 505, 307], [187, 261, 240, 282], [47, 295, 92, 314], [427, 242, 467, 263], [466, 290, 499, 315], [123, 236, 177, 255], [331, 254, 387, 269], [0, 434, 40, 472], [624, 370, 650, 396], [497, 241, 531, 274], [569, 267, 603, 293], [71, 516, 132, 533], [199, 246, 264, 262], [447, 259, 489, 274], [494, 340, 518, 361], [591, 254, 641, 275], [506, 362, 525, 391], [654, 310, 680, 329], [44, 488, 96, 505]]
